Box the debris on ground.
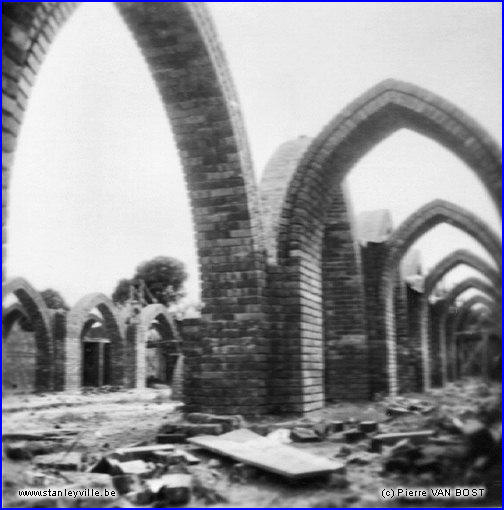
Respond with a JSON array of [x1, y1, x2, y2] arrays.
[[2, 378, 501, 507]]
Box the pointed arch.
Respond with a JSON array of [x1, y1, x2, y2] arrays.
[[443, 277, 499, 307], [141, 304, 179, 340], [260, 137, 313, 262], [453, 295, 496, 334], [2, 277, 54, 390], [381, 200, 501, 393], [66, 292, 124, 390], [3, 1, 268, 413], [3, 301, 32, 336], [277, 79, 501, 263], [424, 249, 500, 297], [383, 200, 501, 285], [269, 79, 501, 408]]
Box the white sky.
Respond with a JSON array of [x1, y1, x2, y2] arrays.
[[6, 2, 502, 307]]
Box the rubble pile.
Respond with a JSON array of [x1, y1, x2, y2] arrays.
[[2, 379, 501, 507]]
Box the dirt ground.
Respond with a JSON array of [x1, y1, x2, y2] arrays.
[[2, 378, 501, 508]]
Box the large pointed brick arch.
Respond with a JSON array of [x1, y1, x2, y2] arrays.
[[66, 292, 124, 391], [2, 277, 54, 391], [270, 80, 501, 410], [3, 2, 269, 413]]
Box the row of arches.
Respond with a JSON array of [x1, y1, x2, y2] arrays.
[[2, 277, 182, 393], [2, 3, 501, 414]]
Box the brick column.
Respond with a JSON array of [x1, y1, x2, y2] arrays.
[[361, 242, 389, 395], [394, 276, 413, 392], [429, 301, 446, 387], [418, 296, 431, 390], [322, 187, 369, 401], [406, 286, 425, 391], [135, 324, 146, 390]]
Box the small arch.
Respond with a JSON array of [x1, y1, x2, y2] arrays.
[[140, 304, 181, 388], [141, 304, 179, 339], [424, 249, 500, 297], [453, 295, 496, 334], [3, 301, 33, 336], [383, 201, 501, 288], [66, 292, 124, 390], [443, 277, 499, 308], [2, 277, 54, 391]]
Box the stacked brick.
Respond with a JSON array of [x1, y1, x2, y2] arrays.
[[3, 277, 54, 391], [322, 186, 369, 401], [406, 286, 424, 391], [361, 242, 389, 395], [65, 293, 124, 391], [394, 276, 415, 392]]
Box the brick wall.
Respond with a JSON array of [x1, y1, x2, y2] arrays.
[[2, 322, 36, 392], [3, 277, 54, 391], [65, 293, 124, 391]]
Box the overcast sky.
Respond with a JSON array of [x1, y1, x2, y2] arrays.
[[6, 2, 501, 307]]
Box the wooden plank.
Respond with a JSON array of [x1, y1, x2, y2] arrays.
[[188, 429, 343, 479]]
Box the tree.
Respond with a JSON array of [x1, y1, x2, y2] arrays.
[[111, 278, 132, 306], [40, 288, 69, 310], [112, 256, 187, 307]]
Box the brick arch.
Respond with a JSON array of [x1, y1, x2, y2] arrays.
[[433, 277, 500, 385], [141, 304, 178, 340], [2, 277, 54, 391], [419, 247, 500, 389], [66, 292, 124, 390], [260, 136, 313, 262], [381, 199, 501, 394], [277, 79, 501, 261], [2, 301, 32, 336], [139, 303, 182, 389], [424, 249, 500, 297], [271, 79, 501, 410], [453, 295, 496, 334], [443, 277, 499, 308], [383, 200, 501, 286], [3, 2, 269, 413]]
